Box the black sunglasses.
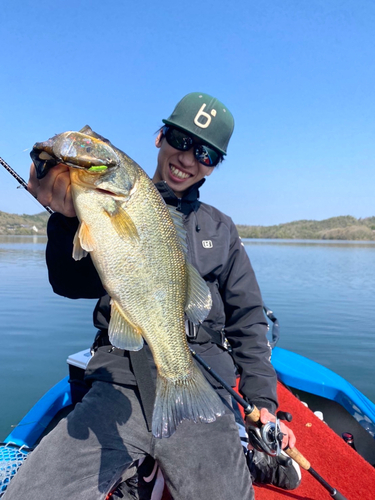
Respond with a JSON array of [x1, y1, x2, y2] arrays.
[[162, 126, 222, 167]]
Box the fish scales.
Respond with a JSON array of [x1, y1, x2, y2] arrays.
[[76, 167, 192, 378], [32, 126, 225, 438]]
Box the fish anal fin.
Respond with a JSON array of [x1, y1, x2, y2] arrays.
[[184, 262, 212, 324], [103, 205, 139, 243], [109, 300, 144, 351], [72, 221, 93, 260]]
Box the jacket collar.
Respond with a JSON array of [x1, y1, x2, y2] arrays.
[[154, 179, 205, 215]]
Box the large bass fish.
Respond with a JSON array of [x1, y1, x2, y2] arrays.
[[31, 126, 225, 438]]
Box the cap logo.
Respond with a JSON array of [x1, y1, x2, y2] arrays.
[[194, 104, 216, 129], [202, 240, 213, 249]]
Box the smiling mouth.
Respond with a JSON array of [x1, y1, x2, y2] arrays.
[[170, 165, 190, 180]]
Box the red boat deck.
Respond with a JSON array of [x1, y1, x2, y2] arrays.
[[253, 383, 375, 500], [159, 382, 375, 500]]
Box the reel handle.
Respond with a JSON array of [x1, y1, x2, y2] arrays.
[[277, 410, 293, 422]]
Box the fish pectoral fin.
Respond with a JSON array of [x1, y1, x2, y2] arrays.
[[103, 205, 140, 243], [72, 221, 94, 260], [184, 262, 212, 324], [108, 300, 144, 351], [72, 231, 88, 261]]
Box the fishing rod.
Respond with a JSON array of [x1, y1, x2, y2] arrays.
[[2, 155, 347, 499], [0, 155, 53, 214], [190, 347, 348, 500]]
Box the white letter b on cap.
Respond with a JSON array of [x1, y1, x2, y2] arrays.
[[194, 104, 212, 128]]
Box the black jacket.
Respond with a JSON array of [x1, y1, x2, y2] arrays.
[[46, 180, 278, 413]]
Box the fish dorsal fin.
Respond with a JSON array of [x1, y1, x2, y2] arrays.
[[167, 205, 187, 254], [79, 125, 95, 136], [166, 206, 211, 322], [72, 221, 94, 260], [103, 205, 140, 243], [109, 300, 144, 350], [184, 262, 212, 324]]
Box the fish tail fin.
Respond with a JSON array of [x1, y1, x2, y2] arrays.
[[152, 365, 226, 438]]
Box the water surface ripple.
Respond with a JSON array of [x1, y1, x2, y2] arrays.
[[243, 239, 375, 407]]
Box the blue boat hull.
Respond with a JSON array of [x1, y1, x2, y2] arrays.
[[272, 347, 375, 436], [4, 347, 375, 450]]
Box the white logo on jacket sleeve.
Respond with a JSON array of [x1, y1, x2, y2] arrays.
[[202, 240, 213, 248]]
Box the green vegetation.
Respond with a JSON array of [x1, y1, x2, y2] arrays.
[[1, 212, 374, 240], [0, 211, 50, 235], [237, 216, 375, 240]]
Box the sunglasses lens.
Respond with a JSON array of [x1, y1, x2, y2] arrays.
[[195, 145, 220, 167], [163, 127, 221, 167], [165, 127, 192, 151]]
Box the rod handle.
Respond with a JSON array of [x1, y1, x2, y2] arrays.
[[244, 405, 261, 423], [284, 446, 311, 470]]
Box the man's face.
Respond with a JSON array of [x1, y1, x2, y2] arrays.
[[152, 131, 214, 198]]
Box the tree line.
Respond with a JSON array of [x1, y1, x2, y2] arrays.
[[237, 215, 375, 240], [1, 211, 375, 240]]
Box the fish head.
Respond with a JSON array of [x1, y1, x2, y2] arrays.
[[31, 131, 119, 179], [32, 128, 140, 206]]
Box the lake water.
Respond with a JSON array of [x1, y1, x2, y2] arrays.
[[1, 235, 374, 440]]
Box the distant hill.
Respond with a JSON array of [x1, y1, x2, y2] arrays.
[[0, 210, 50, 235], [237, 216, 375, 240], [1, 212, 374, 240]]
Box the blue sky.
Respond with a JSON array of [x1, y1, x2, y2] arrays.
[[1, 0, 374, 225]]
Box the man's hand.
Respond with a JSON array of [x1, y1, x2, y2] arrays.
[[245, 407, 296, 450], [28, 162, 76, 217]]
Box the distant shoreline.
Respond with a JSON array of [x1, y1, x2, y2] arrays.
[[0, 210, 49, 235], [1, 211, 374, 241], [236, 215, 375, 241]]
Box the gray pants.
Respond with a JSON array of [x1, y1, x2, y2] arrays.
[[4, 381, 254, 500]]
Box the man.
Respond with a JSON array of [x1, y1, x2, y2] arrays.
[[5, 92, 299, 500]]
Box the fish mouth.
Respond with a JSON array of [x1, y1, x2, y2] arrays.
[[74, 178, 126, 200], [95, 187, 122, 197], [65, 163, 89, 170], [70, 170, 124, 198]]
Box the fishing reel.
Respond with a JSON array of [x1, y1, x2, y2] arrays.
[[246, 411, 293, 467]]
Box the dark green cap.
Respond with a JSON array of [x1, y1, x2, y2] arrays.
[[162, 92, 234, 155]]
